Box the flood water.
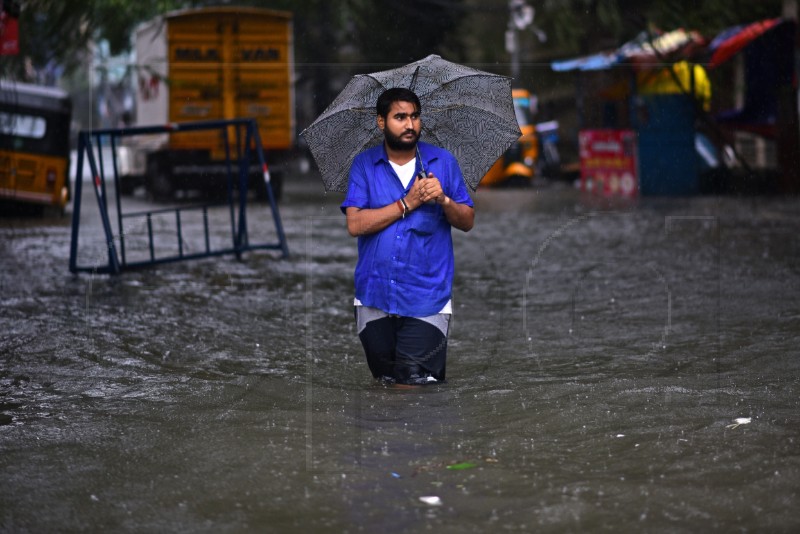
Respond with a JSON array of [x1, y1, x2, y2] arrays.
[[2, 173, 799, 532]]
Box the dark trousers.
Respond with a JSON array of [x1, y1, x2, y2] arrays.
[[357, 314, 448, 383]]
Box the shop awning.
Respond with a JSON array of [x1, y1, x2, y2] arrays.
[[551, 29, 705, 72], [707, 18, 785, 69]]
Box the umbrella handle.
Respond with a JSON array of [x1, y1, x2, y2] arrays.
[[409, 66, 421, 91], [416, 146, 426, 178], [416, 148, 434, 203], [416, 169, 436, 205]]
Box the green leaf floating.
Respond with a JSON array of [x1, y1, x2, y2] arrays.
[[446, 462, 477, 470]]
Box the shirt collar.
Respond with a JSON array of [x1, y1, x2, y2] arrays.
[[372, 141, 438, 170]]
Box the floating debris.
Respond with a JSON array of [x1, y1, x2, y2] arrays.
[[410, 457, 493, 476], [419, 496, 442, 506], [726, 417, 752, 429], [446, 461, 477, 471]]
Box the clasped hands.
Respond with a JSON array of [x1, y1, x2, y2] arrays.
[[407, 173, 447, 209]]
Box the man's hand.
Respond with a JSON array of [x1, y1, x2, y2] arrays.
[[407, 173, 474, 232], [410, 173, 445, 207]]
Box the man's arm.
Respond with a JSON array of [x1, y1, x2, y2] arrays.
[[345, 202, 405, 237], [346, 173, 474, 236], [438, 195, 474, 232]]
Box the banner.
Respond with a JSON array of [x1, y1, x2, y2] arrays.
[[579, 129, 639, 197], [0, 10, 19, 56]]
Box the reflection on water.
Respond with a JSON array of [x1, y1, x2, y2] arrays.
[[1, 178, 799, 532]]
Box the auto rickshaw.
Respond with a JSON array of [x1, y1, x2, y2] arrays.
[[481, 88, 538, 187], [0, 80, 72, 210]]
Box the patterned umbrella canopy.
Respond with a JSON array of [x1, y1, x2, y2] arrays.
[[300, 55, 522, 192]]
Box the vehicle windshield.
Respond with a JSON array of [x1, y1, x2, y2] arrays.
[[0, 112, 47, 139], [514, 96, 532, 127]]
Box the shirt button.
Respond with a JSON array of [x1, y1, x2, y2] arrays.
[[390, 280, 395, 284]]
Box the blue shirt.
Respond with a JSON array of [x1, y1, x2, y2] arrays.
[[341, 141, 473, 317]]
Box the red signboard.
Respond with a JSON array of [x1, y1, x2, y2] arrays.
[[579, 129, 639, 197], [0, 11, 19, 56]]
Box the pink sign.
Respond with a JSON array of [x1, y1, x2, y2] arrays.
[[579, 129, 638, 197], [0, 11, 19, 56]]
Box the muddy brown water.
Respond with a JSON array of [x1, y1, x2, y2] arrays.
[[1, 174, 799, 532]]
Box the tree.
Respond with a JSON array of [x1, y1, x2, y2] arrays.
[[1, 0, 94, 79], [0, 0, 186, 81]]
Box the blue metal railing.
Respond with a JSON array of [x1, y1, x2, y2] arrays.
[[69, 118, 289, 274]]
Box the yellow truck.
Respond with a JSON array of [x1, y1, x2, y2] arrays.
[[119, 6, 294, 200]]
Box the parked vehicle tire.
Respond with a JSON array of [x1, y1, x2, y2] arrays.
[[145, 158, 174, 201], [118, 176, 137, 196]]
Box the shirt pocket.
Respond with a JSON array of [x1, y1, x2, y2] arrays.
[[410, 205, 442, 236]]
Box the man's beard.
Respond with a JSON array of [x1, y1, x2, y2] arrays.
[[384, 128, 419, 151]]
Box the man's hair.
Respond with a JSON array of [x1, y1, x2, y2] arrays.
[[376, 88, 421, 119]]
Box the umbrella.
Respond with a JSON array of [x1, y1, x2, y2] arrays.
[[300, 54, 522, 192]]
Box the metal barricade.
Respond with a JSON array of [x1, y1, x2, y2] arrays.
[[69, 119, 289, 274]]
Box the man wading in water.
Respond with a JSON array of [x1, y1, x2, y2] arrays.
[[342, 88, 474, 386]]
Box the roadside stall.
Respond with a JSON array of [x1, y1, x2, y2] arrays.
[[706, 18, 798, 194], [552, 28, 709, 196], [554, 18, 799, 196]]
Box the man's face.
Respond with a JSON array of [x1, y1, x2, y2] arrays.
[[378, 100, 421, 151]]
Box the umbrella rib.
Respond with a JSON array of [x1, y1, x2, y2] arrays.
[[427, 104, 464, 112]]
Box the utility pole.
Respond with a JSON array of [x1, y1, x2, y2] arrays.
[[778, 0, 800, 192], [505, 0, 545, 83]]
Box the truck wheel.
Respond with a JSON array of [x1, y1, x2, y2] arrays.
[[118, 176, 136, 196], [146, 162, 174, 201]]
